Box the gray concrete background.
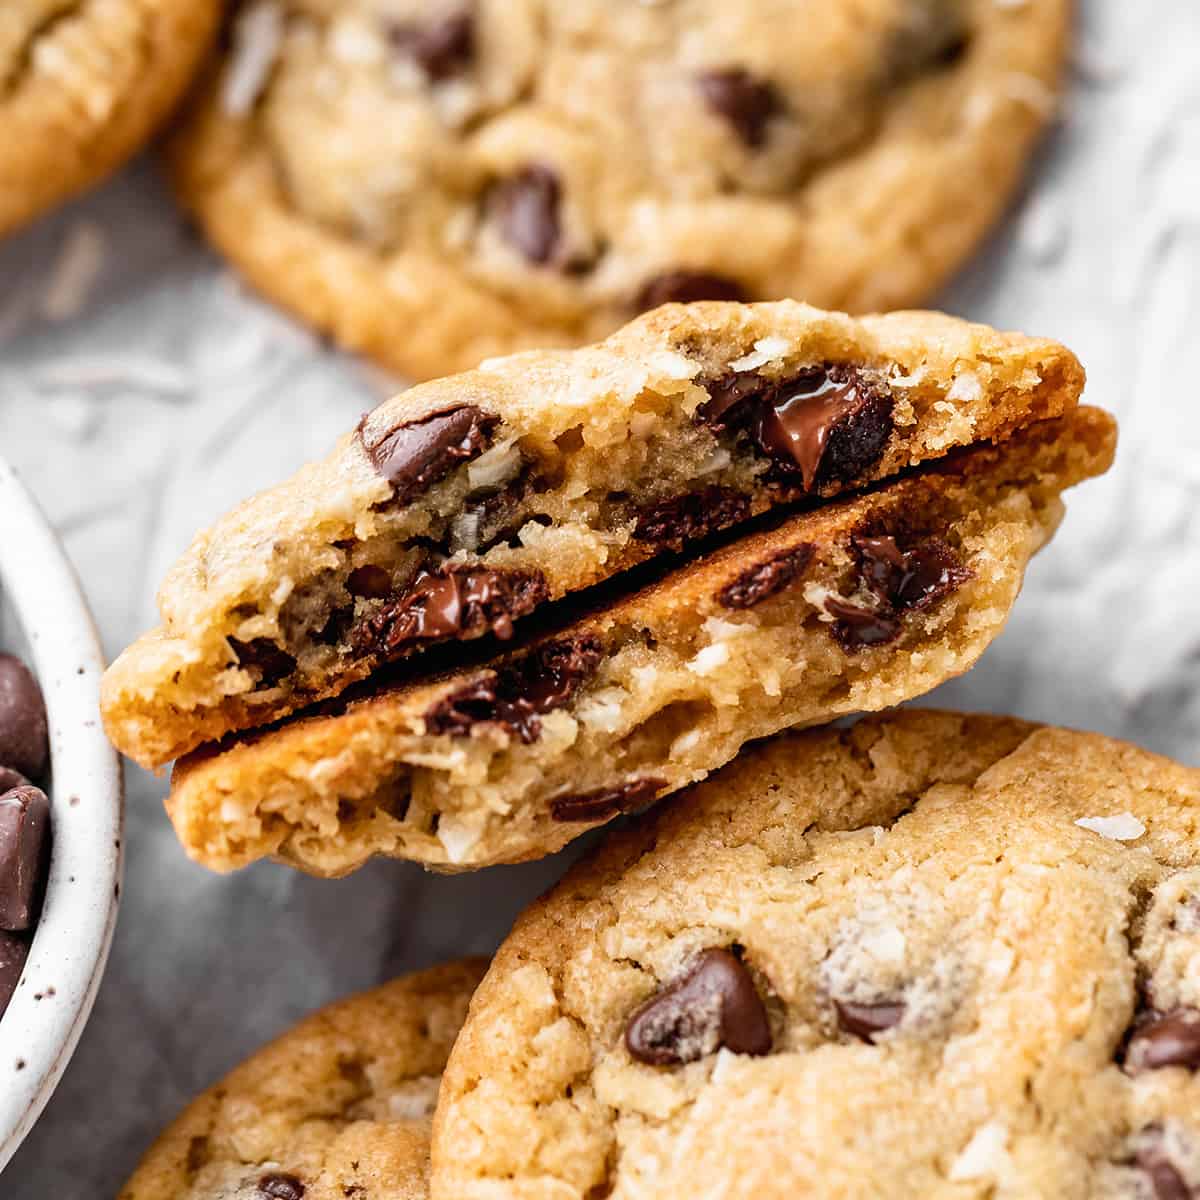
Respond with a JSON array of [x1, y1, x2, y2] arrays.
[[1, 3, 1197, 1193]]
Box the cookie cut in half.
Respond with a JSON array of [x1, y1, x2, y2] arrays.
[[119, 958, 485, 1200], [432, 713, 1200, 1200], [166, 406, 1114, 875], [103, 301, 1088, 769], [0, 0, 221, 235], [168, 0, 1069, 377]]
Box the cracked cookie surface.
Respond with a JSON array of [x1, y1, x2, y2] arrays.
[[0, 0, 219, 234], [165, 406, 1114, 876], [100, 300, 1088, 769], [432, 712, 1200, 1200], [168, 0, 1069, 378], [119, 959, 484, 1200]]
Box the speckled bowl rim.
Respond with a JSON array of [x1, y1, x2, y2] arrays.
[[0, 456, 123, 1174]]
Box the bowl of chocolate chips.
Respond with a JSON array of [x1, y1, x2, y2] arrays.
[[0, 457, 122, 1172]]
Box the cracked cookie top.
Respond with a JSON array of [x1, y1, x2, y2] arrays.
[[119, 960, 484, 1200], [433, 712, 1200, 1199], [169, 0, 1070, 378]]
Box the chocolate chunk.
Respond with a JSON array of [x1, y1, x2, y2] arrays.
[[718, 544, 814, 610], [697, 68, 782, 148], [698, 366, 894, 492], [424, 635, 604, 744], [0, 654, 48, 781], [550, 777, 665, 823], [834, 998, 906, 1043], [228, 638, 296, 688], [0, 786, 50, 932], [0, 768, 29, 794], [488, 165, 562, 265], [1125, 1007, 1200, 1074], [355, 566, 548, 658], [1135, 1134, 1192, 1200], [357, 405, 499, 501], [258, 1175, 305, 1200], [824, 596, 901, 651], [0, 930, 29, 1018], [388, 11, 474, 80], [634, 271, 747, 312], [633, 486, 751, 551], [854, 534, 972, 613], [625, 947, 772, 1066]]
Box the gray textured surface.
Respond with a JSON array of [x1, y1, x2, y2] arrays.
[[1, 2, 1198, 1193]]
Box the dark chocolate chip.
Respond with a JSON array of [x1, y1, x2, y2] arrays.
[[634, 271, 747, 313], [0, 768, 29, 794], [1125, 1007, 1200, 1074], [387, 10, 474, 80], [424, 635, 604, 744], [854, 534, 972, 613], [717, 544, 815, 610], [824, 596, 901, 651], [488, 165, 562, 265], [550, 777, 666, 823], [625, 947, 772, 1066], [834, 998, 906, 1043], [697, 67, 782, 148], [357, 405, 499, 501], [0, 930, 28, 1018], [0, 654, 48, 781], [258, 1175, 305, 1200], [228, 638, 297, 688], [1135, 1133, 1192, 1200], [354, 566, 548, 658], [633, 486, 751, 551], [0, 786, 50, 932]]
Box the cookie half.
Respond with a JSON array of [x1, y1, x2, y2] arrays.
[[102, 301, 1086, 769], [119, 959, 485, 1200], [432, 715, 1200, 1200], [168, 0, 1069, 378], [165, 406, 1114, 876], [0, 0, 220, 235]]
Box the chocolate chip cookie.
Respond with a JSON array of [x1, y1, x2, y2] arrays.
[[165, 406, 1113, 875], [101, 300, 1088, 769], [0, 1, 220, 235], [119, 959, 485, 1200], [168, 0, 1069, 378], [432, 713, 1200, 1200]]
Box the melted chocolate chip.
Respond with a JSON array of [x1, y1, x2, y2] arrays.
[[633, 486, 751, 551], [697, 68, 782, 148], [550, 777, 666, 823], [354, 566, 548, 658], [625, 948, 772, 1066], [0, 768, 28, 794], [824, 596, 901, 651], [489, 165, 562, 265], [0, 930, 29, 1018], [634, 271, 747, 312], [0, 654, 48, 781], [718, 544, 815, 610], [698, 366, 894, 492], [834, 998, 906, 1043], [387, 11, 474, 80], [1125, 1007, 1200, 1074], [357, 405, 499, 501], [424, 635, 604, 744], [1135, 1135, 1192, 1200], [228, 638, 297, 688], [0, 786, 50, 932], [854, 535, 972, 613], [258, 1175, 305, 1200]]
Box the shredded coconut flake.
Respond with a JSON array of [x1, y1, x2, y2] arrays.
[[949, 1122, 1010, 1181], [436, 815, 482, 864], [729, 336, 791, 372], [467, 440, 521, 490], [1075, 813, 1146, 841], [688, 642, 730, 676], [222, 1, 285, 117]]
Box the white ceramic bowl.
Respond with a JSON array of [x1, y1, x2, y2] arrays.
[[0, 455, 122, 1173]]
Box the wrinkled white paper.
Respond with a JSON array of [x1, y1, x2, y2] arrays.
[[1, 4, 1197, 1194]]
